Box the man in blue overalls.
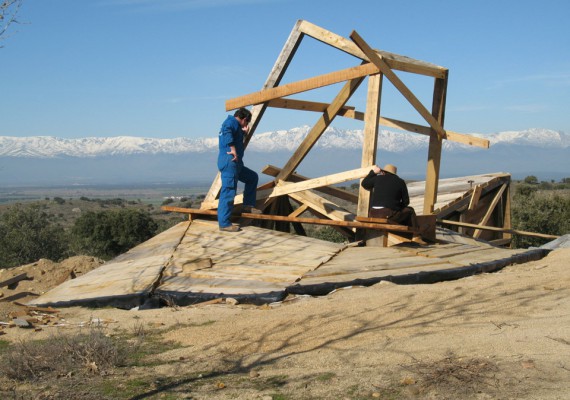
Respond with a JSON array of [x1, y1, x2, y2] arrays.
[[217, 107, 261, 232]]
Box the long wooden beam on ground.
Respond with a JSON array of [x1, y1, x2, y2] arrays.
[[162, 206, 417, 233], [225, 63, 377, 111], [438, 219, 560, 240], [298, 20, 447, 79], [202, 21, 304, 207], [266, 98, 489, 149], [350, 30, 447, 142]]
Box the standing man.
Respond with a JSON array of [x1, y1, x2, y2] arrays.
[[361, 163, 426, 244], [217, 107, 261, 232]]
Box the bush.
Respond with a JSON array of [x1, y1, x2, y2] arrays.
[[0, 205, 68, 269], [71, 209, 158, 260], [307, 226, 346, 243], [512, 190, 570, 248], [0, 328, 130, 381]]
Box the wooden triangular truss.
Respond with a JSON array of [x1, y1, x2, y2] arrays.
[[200, 20, 490, 240]]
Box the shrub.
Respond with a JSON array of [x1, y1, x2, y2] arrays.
[[70, 209, 158, 260], [0, 205, 68, 269], [0, 328, 130, 381], [512, 190, 570, 248]]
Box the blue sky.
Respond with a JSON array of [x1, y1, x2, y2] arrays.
[[2, 0, 569, 139]]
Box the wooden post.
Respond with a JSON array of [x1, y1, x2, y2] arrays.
[[423, 73, 448, 215], [357, 73, 383, 217]]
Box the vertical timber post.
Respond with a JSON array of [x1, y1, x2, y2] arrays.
[[423, 71, 448, 215]]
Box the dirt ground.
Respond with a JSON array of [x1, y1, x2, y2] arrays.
[[1, 248, 569, 399]]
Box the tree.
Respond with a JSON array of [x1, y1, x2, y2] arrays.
[[71, 209, 158, 260], [523, 175, 538, 185], [0, 204, 68, 269], [0, 0, 23, 47]]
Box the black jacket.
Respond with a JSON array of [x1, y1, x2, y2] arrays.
[[361, 170, 410, 210]]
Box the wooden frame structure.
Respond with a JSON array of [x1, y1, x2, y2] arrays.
[[200, 20, 496, 244]]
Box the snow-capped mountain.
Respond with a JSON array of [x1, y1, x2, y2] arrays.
[[0, 127, 568, 158], [0, 128, 568, 186]]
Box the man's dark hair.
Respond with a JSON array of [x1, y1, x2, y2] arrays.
[[234, 107, 252, 122]]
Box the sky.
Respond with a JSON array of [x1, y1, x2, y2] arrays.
[[1, 0, 569, 140]]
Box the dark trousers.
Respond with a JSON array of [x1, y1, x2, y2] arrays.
[[369, 207, 418, 229]]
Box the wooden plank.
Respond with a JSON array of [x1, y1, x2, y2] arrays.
[[438, 219, 560, 239], [0, 273, 29, 288], [289, 203, 309, 218], [262, 164, 358, 203], [202, 21, 304, 206], [267, 98, 489, 149], [357, 73, 382, 217], [468, 184, 483, 211], [272, 76, 366, 186], [298, 20, 448, 79], [473, 184, 507, 238], [206, 166, 372, 209], [355, 216, 390, 224], [226, 63, 377, 111], [349, 30, 446, 142], [287, 190, 355, 222], [162, 205, 421, 233]]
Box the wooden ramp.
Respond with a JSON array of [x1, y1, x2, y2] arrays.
[[28, 219, 548, 309]]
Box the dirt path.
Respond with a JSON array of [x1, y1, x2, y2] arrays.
[[1, 249, 569, 399]]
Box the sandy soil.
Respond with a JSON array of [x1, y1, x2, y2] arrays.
[[1, 249, 569, 399]]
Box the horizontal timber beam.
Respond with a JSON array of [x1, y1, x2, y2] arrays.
[[226, 62, 379, 111], [267, 97, 489, 149], [298, 20, 447, 79]]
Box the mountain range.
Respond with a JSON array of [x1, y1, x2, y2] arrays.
[[0, 127, 568, 186]]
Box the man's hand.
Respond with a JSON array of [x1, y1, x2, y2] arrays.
[[227, 146, 238, 161], [372, 165, 381, 174]]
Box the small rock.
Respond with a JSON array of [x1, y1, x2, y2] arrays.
[[225, 297, 239, 306], [249, 370, 260, 378], [13, 318, 32, 328]]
